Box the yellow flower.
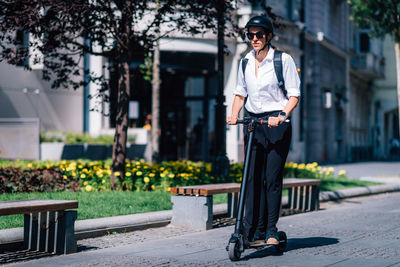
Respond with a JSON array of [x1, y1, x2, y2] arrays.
[[338, 170, 347, 176], [292, 163, 298, 168], [168, 173, 175, 178], [85, 185, 92, 192], [102, 179, 106, 184], [160, 173, 166, 178], [166, 187, 171, 192], [98, 173, 103, 178], [298, 163, 305, 169], [63, 175, 67, 180], [151, 185, 155, 190], [149, 173, 155, 177], [126, 172, 132, 177], [328, 167, 334, 172], [83, 181, 88, 186], [144, 177, 150, 183], [27, 163, 32, 168], [80, 174, 86, 178], [114, 171, 120, 176]]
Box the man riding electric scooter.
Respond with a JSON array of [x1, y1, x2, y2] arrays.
[[226, 15, 300, 260]]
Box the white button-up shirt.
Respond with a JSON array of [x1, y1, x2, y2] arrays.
[[233, 48, 301, 113]]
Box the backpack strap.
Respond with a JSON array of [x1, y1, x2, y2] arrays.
[[241, 58, 249, 110], [273, 50, 288, 99], [241, 57, 248, 77]]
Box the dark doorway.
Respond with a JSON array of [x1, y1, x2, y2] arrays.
[[159, 51, 217, 161]]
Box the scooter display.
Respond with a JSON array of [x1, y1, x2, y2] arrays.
[[226, 117, 287, 261]]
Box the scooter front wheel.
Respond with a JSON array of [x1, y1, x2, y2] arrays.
[[228, 241, 241, 261]]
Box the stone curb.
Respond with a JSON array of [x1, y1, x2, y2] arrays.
[[1, 183, 400, 247]]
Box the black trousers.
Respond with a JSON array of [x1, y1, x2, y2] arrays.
[[242, 111, 292, 240]]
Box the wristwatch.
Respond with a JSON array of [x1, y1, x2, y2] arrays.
[[279, 111, 287, 120]]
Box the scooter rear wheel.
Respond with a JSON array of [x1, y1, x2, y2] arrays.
[[228, 241, 241, 261], [275, 231, 287, 253]]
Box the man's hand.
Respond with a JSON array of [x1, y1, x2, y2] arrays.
[[226, 115, 238, 125], [268, 116, 282, 128]]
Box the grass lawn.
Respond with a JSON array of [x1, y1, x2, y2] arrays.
[[0, 178, 379, 229]]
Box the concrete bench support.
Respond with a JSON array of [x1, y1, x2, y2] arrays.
[[171, 195, 213, 230], [24, 210, 77, 254]]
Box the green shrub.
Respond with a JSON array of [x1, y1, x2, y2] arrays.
[[40, 131, 136, 144], [0, 160, 348, 194], [0, 167, 79, 193]]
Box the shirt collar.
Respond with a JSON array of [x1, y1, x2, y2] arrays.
[[251, 46, 274, 63]]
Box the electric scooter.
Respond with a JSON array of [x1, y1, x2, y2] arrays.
[[226, 117, 287, 261]]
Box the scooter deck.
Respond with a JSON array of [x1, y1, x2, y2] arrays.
[[249, 243, 277, 249]]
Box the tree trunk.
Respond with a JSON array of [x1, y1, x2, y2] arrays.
[[110, 0, 131, 190], [151, 38, 161, 162], [395, 41, 400, 137], [151, 0, 161, 162], [111, 61, 130, 190]]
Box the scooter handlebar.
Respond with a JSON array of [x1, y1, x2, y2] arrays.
[[236, 117, 265, 125]]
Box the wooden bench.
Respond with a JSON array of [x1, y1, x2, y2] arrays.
[[170, 178, 321, 230], [0, 199, 78, 254]]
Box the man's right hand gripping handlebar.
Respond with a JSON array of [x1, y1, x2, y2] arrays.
[[226, 116, 266, 125], [226, 115, 239, 125]]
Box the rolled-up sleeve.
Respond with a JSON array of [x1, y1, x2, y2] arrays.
[[233, 58, 248, 97], [282, 53, 301, 97]]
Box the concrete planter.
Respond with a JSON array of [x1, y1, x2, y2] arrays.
[[40, 143, 146, 161]]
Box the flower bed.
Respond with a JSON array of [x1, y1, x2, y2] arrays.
[[0, 159, 347, 193]]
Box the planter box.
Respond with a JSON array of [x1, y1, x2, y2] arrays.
[[40, 143, 146, 161]]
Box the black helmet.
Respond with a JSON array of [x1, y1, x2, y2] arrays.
[[245, 16, 274, 34]]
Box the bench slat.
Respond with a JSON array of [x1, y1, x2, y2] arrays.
[[170, 179, 321, 196], [283, 178, 321, 188], [0, 199, 79, 216]]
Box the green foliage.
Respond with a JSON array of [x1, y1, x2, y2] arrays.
[[349, 0, 400, 40], [139, 54, 153, 82], [0, 167, 79, 193], [40, 131, 136, 144], [0, 159, 351, 194]]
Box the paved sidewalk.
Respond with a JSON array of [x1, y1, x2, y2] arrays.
[[8, 192, 400, 267], [328, 161, 400, 180]]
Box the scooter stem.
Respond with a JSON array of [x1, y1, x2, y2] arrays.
[[234, 123, 255, 234]]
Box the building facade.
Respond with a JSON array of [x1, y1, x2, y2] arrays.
[[0, 0, 393, 163]]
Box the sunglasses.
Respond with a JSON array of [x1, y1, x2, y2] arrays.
[[246, 31, 265, 40]]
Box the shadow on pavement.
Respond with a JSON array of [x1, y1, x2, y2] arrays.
[[242, 237, 339, 261], [0, 244, 99, 265]]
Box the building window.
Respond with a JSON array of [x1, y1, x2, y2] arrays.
[[359, 32, 370, 52], [15, 30, 29, 67]]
